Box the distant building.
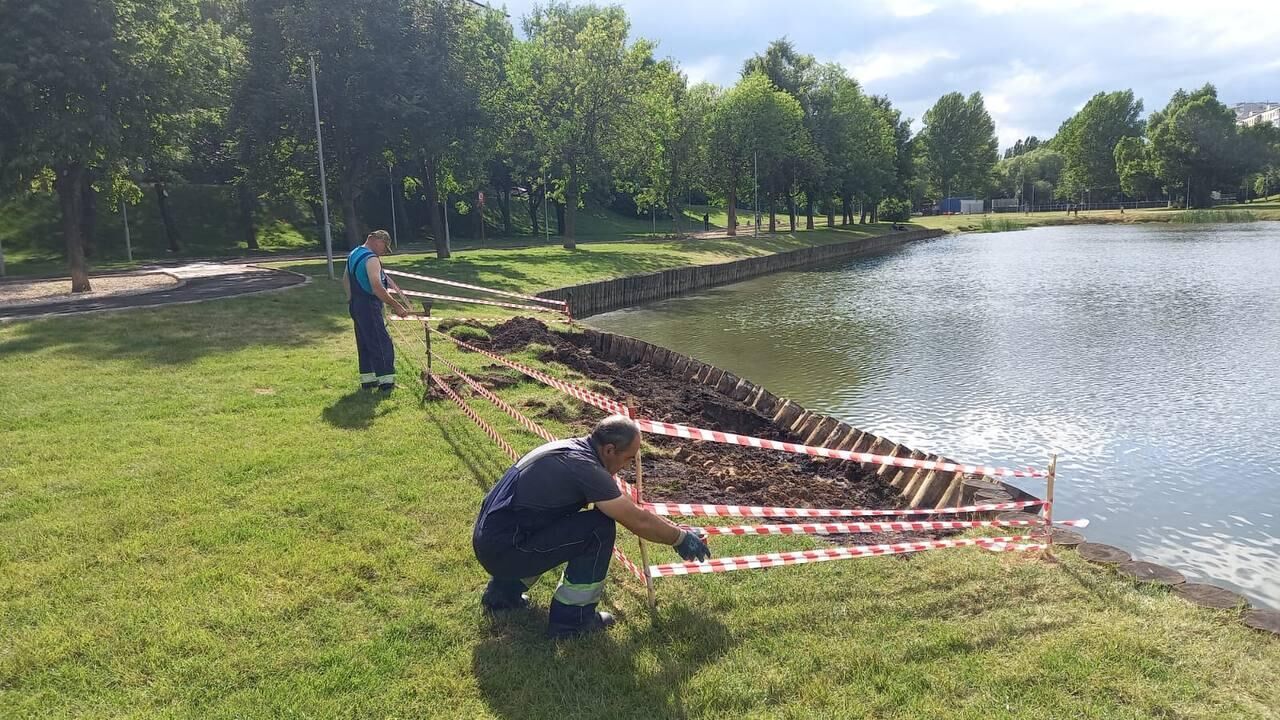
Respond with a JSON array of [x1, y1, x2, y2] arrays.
[[1235, 102, 1280, 127]]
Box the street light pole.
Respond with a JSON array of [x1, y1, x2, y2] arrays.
[[309, 54, 335, 280]]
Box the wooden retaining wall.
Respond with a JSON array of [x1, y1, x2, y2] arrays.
[[578, 327, 1021, 510], [539, 229, 945, 318]]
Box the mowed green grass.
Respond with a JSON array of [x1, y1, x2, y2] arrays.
[[2, 238, 1279, 719]]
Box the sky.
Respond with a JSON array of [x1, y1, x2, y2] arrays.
[[494, 0, 1280, 149]]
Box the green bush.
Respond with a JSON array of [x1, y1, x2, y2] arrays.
[[877, 197, 913, 222]]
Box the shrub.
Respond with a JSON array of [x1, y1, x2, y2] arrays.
[[877, 197, 913, 222]]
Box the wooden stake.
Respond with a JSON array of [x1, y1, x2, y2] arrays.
[[1043, 453, 1058, 558], [634, 444, 658, 610], [422, 300, 433, 377]]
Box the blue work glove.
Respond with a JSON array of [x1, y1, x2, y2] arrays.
[[673, 526, 712, 563]]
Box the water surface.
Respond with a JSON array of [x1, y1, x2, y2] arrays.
[[589, 223, 1280, 608]]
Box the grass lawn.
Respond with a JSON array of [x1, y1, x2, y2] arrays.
[[911, 204, 1280, 234], [3, 232, 1280, 718]]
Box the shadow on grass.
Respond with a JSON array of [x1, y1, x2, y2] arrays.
[[0, 282, 346, 366], [425, 399, 511, 491], [473, 604, 734, 720], [321, 389, 393, 430]]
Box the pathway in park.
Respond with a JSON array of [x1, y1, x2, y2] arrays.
[[0, 261, 307, 321]]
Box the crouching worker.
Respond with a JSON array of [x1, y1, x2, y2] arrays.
[[472, 415, 712, 639]]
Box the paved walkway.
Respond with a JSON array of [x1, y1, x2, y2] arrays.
[[0, 262, 308, 321]]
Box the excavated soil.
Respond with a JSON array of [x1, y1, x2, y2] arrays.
[[471, 318, 954, 546]]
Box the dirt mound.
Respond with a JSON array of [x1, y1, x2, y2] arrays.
[[489, 317, 562, 351]]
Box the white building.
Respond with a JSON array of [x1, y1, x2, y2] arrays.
[[1237, 102, 1280, 127]]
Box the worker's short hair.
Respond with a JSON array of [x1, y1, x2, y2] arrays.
[[367, 229, 391, 243], [590, 414, 640, 450]]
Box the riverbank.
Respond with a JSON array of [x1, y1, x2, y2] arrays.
[[2, 234, 1278, 717], [911, 202, 1280, 234]]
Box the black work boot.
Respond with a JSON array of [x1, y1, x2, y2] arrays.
[[481, 578, 531, 612], [547, 600, 615, 639]]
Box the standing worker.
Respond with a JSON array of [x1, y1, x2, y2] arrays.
[[343, 229, 411, 392], [473, 415, 711, 639]]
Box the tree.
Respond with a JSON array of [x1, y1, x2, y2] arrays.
[[704, 73, 804, 236], [1055, 90, 1143, 200], [741, 38, 816, 101], [1147, 85, 1243, 207], [1003, 136, 1040, 160], [1113, 136, 1161, 200], [0, 0, 233, 291], [505, 3, 654, 249], [917, 92, 998, 199], [995, 147, 1064, 204]]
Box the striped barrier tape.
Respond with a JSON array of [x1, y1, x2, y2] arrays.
[[399, 288, 564, 315], [385, 269, 569, 309], [427, 325, 631, 417], [697, 518, 1088, 536], [643, 499, 1045, 519], [634, 418, 1045, 479], [430, 373, 519, 461], [613, 546, 647, 581], [434, 355, 559, 444], [389, 316, 571, 324], [648, 536, 1044, 577]]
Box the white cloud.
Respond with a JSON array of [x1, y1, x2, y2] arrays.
[[680, 55, 728, 86], [888, 0, 937, 17], [840, 49, 956, 85]]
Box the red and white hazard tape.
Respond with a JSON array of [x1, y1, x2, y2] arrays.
[[648, 536, 1044, 577], [399, 288, 563, 315], [428, 325, 631, 417], [612, 546, 647, 581], [697, 517, 1086, 535], [385, 269, 569, 310], [644, 499, 1044, 519], [389, 316, 572, 325], [430, 374, 519, 461], [435, 355, 559, 444], [635, 419, 1045, 479]]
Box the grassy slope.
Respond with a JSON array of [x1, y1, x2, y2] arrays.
[[2, 234, 1279, 719]]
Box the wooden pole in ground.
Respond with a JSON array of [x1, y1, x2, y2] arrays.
[[1043, 453, 1058, 557], [630, 400, 658, 610], [422, 300, 433, 378]]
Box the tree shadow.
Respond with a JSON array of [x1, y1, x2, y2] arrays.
[[473, 604, 734, 720], [0, 282, 346, 367], [321, 389, 393, 430]]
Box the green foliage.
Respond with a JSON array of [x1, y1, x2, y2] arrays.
[[504, 2, 656, 246], [995, 147, 1065, 201], [1168, 209, 1256, 223], [1055, 90, 1144, 198], [1003, 136, 1041, 160], [1114, 136, 1162, 199], [918, 92, 999, 198], [979, 215, 1018, 232], [1147, 85, 1243, 207], [877, 197, 912, 222]]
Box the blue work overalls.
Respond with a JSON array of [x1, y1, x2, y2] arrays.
[[347, 246, 395, 388]]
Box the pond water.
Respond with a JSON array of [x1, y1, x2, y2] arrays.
[[588, 223, 1280, 609]]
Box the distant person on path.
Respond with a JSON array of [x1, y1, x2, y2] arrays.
[[472, 415, 711, 639], [343, 229, 411, 391]]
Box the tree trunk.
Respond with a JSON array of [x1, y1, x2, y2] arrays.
[[555, 199, 567, 237], [340, 191, 362, 250], [827, 202, 835, 228], [422, 156, 448, 258], [81, 178, 98, 258], [806, 197, 815, 230], [841, 195, 852, 226], [501, 189, 513, 234], [562, 168, 577, 248], [726, 186, 738, 236], [154, 182, 181, 253], [860, 201, 868, 224], [768, 193, 776, 233], [237, 183, 259, 250], [527, 186, 541, 235], [788, 195, 797, 231], [55, 163, 92, 292], [307, 201, 325, 247]]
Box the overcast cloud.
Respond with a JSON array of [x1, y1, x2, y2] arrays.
[[494, 0, 1280, 148]]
